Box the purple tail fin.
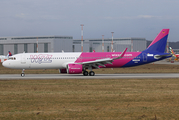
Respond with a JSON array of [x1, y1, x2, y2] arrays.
[[145, 29, 169, 53]]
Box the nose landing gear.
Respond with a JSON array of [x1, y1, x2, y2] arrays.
[[21, 69, 25, 77]]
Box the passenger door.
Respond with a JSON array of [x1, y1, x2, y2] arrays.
[[21, 54, 26, 64], [142, 53, 147, 62]]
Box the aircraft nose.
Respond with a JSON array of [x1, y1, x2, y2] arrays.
[[2, 61, 9, 67]]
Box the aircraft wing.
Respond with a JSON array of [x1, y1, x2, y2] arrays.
[[77, 48, 127, 69]]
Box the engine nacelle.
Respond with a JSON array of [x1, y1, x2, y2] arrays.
[[67, 64, 82, 74], [59, 69, 67, 73]]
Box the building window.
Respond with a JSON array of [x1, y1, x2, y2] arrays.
[[107, 46, 109, 52], [34, 43, 37, 53], [89, 47, 92, 52], [24, 44, 28, 53], [44, 43, 48, 52], [14, 44, 18, 54], [72, 45, 75, 52], [0, 38, 7, 40], [0, 44, 3, 55]]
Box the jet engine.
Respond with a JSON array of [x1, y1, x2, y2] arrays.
[[59, 69, 67, 73], [67, 64, 83, 74]]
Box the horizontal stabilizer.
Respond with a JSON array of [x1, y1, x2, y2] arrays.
[[154, 53, 172, 59]]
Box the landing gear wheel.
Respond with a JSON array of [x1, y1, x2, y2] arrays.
[[83, 71, 88, 76], [89, 71, 95, 76], [21, 69, 25, 77], [21, 73, 25, 77]]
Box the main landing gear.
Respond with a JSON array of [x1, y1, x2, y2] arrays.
[[83, 71, 95, 76], [21, 69, 25, 77]]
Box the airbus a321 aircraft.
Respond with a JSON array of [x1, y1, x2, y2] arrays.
[[3, 29, 171, 77]]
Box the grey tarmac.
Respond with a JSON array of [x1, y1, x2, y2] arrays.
[[0, 73, 179, 80]]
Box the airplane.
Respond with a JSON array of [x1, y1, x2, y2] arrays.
[[2, 29, 172, 77], [0, 51, 12, 63], [169, 47, 179, 61]]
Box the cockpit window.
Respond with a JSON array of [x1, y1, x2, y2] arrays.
[[9, 57, 16, 60]]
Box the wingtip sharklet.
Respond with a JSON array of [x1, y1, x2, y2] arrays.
[[113, 48, 128, 60], [120, 48, 128, 57]]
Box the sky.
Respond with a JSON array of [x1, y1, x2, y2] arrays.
[[0, 0, 179, 41]]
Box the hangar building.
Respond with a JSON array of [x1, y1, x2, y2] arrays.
[[0, 36, 73, 55], [73, 38, 146, 52], [0, 36, 146, 55]]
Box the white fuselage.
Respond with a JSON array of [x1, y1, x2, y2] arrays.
[[3, 52, 81, 69]]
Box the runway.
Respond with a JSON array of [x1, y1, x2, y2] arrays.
[[0, 73, 179, 80]]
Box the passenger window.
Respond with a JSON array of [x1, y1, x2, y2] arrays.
[[9, 57, 16, 60]]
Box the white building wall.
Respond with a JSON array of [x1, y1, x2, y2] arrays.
[[114, 44, 131, 52], [74, 44, 81, 52], [73, 43, 89, 52], [28, 44, 34, 53], [113, 40, 131, 52], [83, 43, 89, 52], [18, 44, 24, 53], [4, 44, 14, 55], [90, 43, 112, 52], [133, 40, 146, 52], [48, 43, 51, 52], [53, 39, 73, 52], [94, 44, 102, 52], [38, 43, 44, 52], [104, 43, 111, 52]]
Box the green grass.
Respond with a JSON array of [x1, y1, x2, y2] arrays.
[[0, 79, 179, 119], [1, 63, 179, 119]]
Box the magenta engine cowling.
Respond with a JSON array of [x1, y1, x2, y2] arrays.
[[67, 64, 83, 74]]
